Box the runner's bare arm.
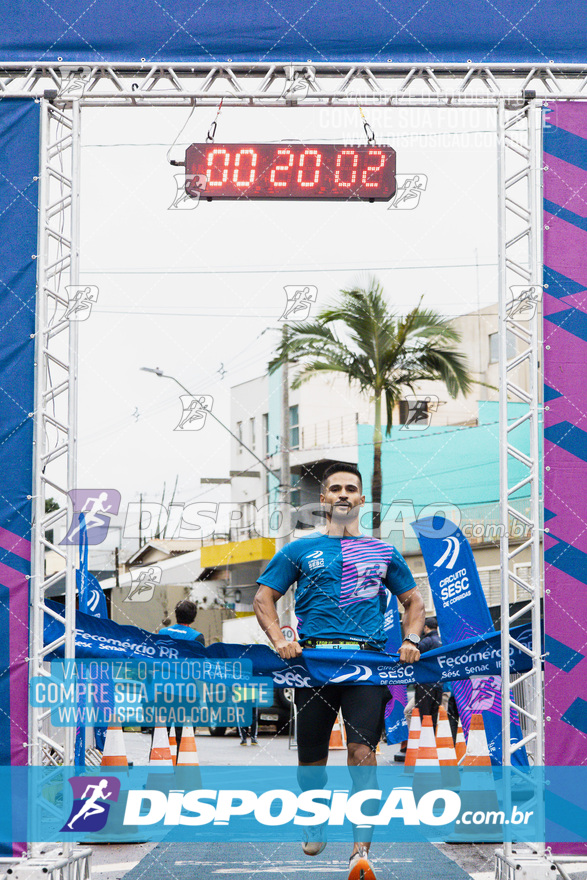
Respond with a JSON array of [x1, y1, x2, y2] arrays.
[[253, 584, 303, 659], [396, 586, 425, 663]]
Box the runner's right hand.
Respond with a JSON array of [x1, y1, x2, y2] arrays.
[[273, 639, 303, 659]]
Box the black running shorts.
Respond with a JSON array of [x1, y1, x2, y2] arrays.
[[295, 684, 390, 763]]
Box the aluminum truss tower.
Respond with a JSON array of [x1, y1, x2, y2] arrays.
[[13, 60, 576, 877]]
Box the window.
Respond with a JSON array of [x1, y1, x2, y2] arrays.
[[290, 473, 301, 507], [289, 404, 299, 449], [262, 413, 269, 455], [249, 417, 256, 450], [236, 420, 243, 454], [489, 330, 517, 364]]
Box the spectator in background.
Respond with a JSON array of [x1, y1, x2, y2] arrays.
[[159, 600, 205, 644], [442, 681, 460, 743], [414, 617, 443, 729], [158, 600, 205, 748]]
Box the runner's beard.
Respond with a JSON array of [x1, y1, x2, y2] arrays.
[[329, 503, 360, 524]]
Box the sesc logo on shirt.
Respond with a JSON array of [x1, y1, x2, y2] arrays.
[[305, 549, 325, 571]]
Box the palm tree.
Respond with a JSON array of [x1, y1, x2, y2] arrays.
[[269, 277, 473, 537]]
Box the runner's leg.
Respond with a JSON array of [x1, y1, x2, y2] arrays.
[[295, 686, 342, 855], [341, 685, 388, 858]]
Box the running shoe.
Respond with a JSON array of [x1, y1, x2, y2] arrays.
[[240, 740, 247, 746], [301, 822, 327, 856], [348, 846, 377, 880], [250, 738, 259, 745]]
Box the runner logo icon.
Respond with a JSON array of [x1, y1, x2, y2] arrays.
[[60, 776, 121, 833]]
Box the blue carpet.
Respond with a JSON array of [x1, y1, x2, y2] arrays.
[[123, 840, 473, 880]]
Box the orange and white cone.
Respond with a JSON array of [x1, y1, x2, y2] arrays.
[[461, 714, 492, 767], [450, 714, 501, 842], [176, 726, 199, 766], [455, 719, 467, 764], [415, 715, 440, 767], [100, 725, 128, 767], [149, 727, 173, 766], [404, 708, 421, 772], [436, 706, 459, 789], [435, 707, 457, 766], [168, 729, 178, 766], [329, 711, 346, 750]]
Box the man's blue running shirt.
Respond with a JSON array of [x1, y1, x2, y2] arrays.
[[257, 533, 416, 650]]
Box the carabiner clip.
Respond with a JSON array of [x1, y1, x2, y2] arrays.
[[363, 120, 376, 145], [206, 120, 217, 143]]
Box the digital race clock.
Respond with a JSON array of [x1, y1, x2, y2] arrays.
[[184, 143, 396, 201]]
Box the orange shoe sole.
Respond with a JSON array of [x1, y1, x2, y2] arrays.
[[348, 856, 377, 880]]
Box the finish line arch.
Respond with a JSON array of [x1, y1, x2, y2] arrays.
[[0, 23, 585, 876]]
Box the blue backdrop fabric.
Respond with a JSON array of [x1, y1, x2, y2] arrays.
[[0, 0, 586, 64], [0, 99, 39, 857]]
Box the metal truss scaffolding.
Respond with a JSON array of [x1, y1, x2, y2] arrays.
[[496, 97, 546, 874], [1, 61, 587, 104], [27, 97, 81, 870], [15, 60, 576, 875]]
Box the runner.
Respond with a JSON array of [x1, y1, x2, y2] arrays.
[[66, 778, 113, 830], [253, 463, 425, 880]]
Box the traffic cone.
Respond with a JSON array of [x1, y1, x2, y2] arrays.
[[461, 714, 492, 767], [413, 715, 442, 803], [169, 729, 178, 766], [449, 714, 501, 843], [404, 708, 421, 772], [149, 727, 173, 766], [96, 725, 143, 842], [328, 711, 346, 750], [455, 719, 467, 764], [436, 707, 457, 765], [176, 726, 199, 765], [415, 715, 440, 767], [435, 706, 459, 789], [174, 726, 202, 789], [100, 725, 128, 767]]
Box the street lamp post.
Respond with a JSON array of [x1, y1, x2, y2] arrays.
[[140, 367, 282, 485], [141, 364, 295, 630]]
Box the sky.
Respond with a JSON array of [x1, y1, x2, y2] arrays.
[[75, 102, 501, 534]]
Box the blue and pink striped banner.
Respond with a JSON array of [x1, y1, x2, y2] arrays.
[[543, 102, 587, 854]]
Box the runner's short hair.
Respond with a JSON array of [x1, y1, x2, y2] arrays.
[[425, 616, 438, 630], [175, 599, 198, 625], [321, 462, 363, 492]]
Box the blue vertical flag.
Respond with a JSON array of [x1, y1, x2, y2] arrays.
[[413, 515, 528, 766], [383, 592, 409, 744], [75, 514, 108, 762]]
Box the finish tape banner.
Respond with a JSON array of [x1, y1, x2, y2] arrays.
[[43, 600, 534, 691], [414, 517, 528, 766]]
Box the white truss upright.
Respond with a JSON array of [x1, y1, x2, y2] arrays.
[[7, 60, 578, 875], [496, 97, 546, 872], [27, 97, 81, 869]]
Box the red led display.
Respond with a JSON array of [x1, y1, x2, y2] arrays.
[[184, 143, 396, 201]]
